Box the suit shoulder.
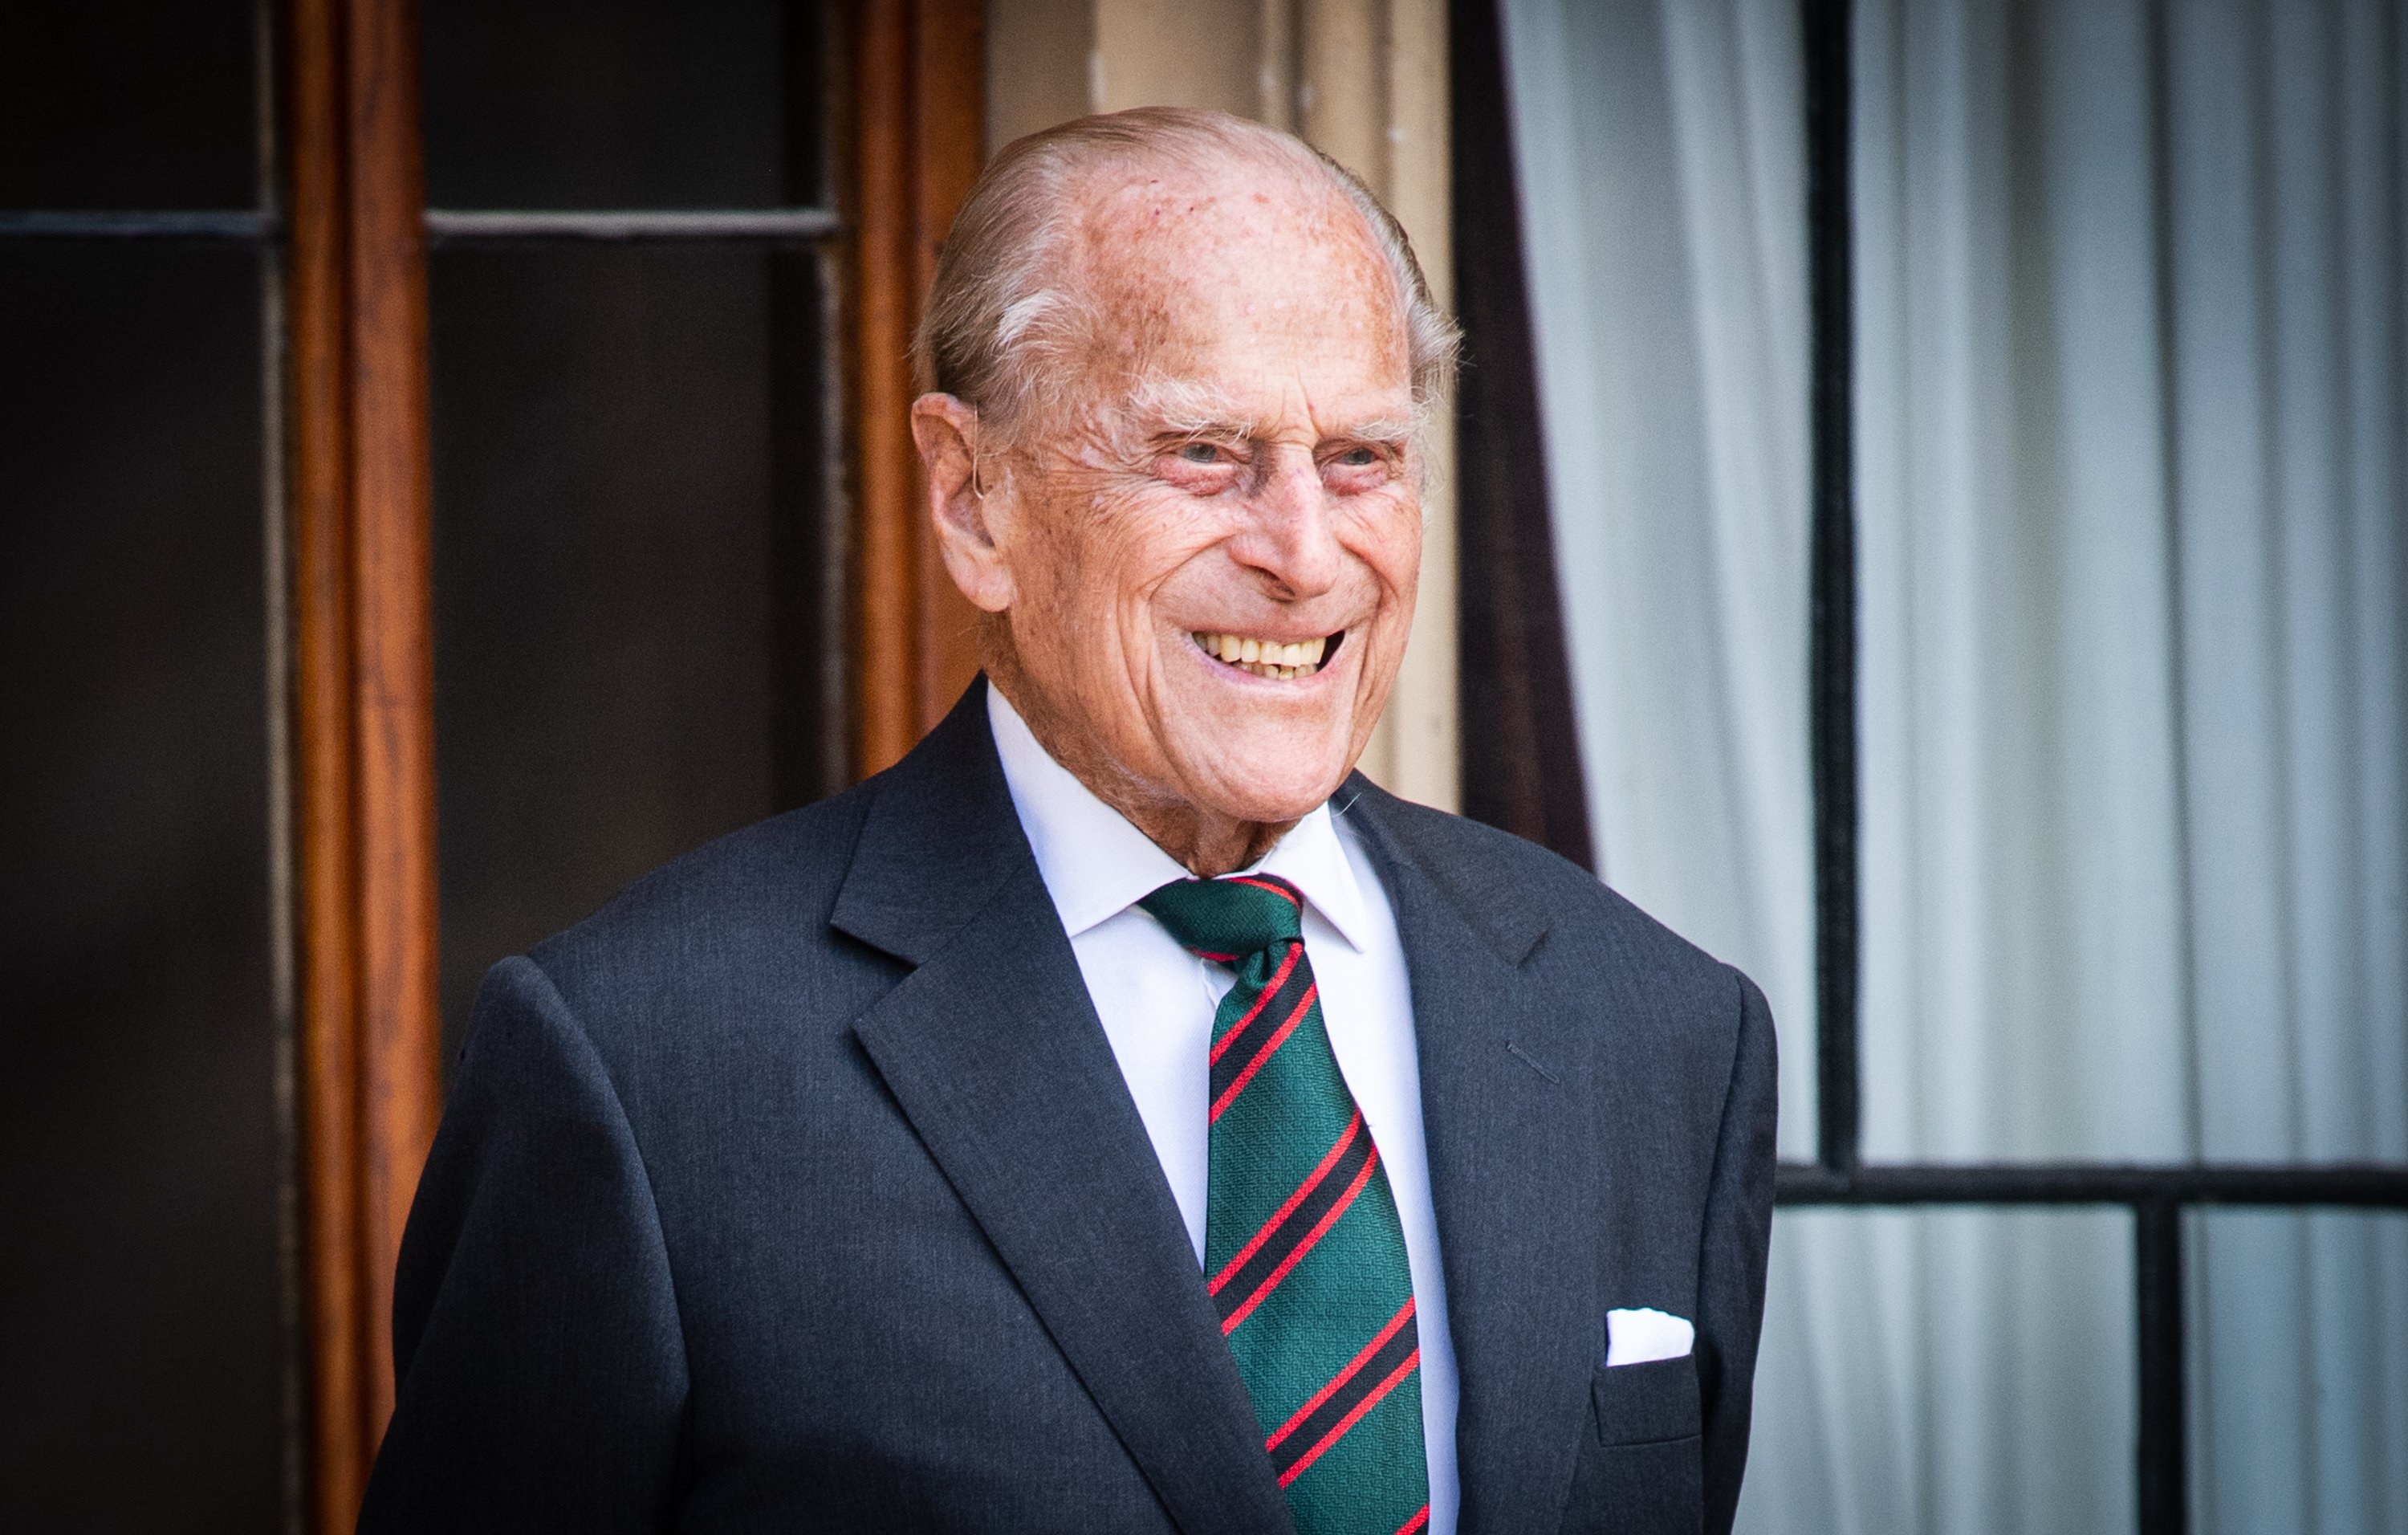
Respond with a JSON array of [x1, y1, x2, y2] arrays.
[[525, 780, 879, 1003], [1348, 782, 1742, 997], [1344, 781, 1592, 897]]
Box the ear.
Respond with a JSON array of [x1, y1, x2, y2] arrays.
[[912, 393, 1018, 613]]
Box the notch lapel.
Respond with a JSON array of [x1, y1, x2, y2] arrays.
[[835, 684, 1291, 1535], [1341, 780, 1607, 1535]]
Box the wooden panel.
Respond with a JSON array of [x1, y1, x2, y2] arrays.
[[910, 2, 988, 732], [848, 0, 988, 776], [1092, 0, 1263, 117], [985, 0, 1091, 149], [1357, 0, 1457, 812], [287, 0, 441, 1526], [287, 0, 361, 1523], [345, 0, 441, 1468]]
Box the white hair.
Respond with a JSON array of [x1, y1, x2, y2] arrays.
[[913, 106, 1459, 442]]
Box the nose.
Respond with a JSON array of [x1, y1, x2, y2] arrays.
[[1229, 447, 1344, 601]]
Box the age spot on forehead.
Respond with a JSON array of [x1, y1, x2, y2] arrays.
[[1069, 168, 1401, 338]]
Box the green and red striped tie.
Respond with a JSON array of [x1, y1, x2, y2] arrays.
[[1141, 873, 1430, 1535]]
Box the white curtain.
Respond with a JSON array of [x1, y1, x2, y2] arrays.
[[1499, 0, 2408, 1530], [1500, 0, 1817, 1151]]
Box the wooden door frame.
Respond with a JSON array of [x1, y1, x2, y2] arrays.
[[845, 0, 988, 776], [286, 0, 441, 1525]]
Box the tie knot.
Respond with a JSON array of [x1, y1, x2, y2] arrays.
[[1140, 873, 1305, 960]]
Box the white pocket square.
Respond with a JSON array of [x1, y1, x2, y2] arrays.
[[1605, 1307, 1694, 1367]]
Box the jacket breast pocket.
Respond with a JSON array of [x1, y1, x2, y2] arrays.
[[1558, 1357, 1703, 1535]]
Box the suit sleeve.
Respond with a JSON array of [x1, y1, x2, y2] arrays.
[[358, 955, 689, 1533], [1694, 967, 1779, 1535]]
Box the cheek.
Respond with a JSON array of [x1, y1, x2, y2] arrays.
[[1012, 486, 1221, 647], [1094, 495, 1231, 611], [1347, 493, 1424, 597]]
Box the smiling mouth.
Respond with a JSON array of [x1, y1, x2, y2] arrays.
[[1190, 629, 1345, 680]]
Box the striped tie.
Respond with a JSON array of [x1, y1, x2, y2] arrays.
[[1141, 873, 1430, 1535]]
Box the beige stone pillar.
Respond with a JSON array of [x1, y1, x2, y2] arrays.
[[983, 0, 1458, 812]]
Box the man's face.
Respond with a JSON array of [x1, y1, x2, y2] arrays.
[[968, 162, 1422, 829]]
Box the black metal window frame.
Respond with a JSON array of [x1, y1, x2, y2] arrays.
[[0, 199, 844, 244], [1791, 5, 2408, 1533]]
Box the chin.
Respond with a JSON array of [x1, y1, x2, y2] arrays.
[[1184, 750, 1350, 825], [1154, 683, 1365, 822]]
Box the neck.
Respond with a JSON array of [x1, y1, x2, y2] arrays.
[[986, 665, 1296, 878], [1119, 800, 1293, 879]]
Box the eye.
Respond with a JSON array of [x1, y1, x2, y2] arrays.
[[1336, 446, 1379, 466], [1178, 442, 1223, 464]]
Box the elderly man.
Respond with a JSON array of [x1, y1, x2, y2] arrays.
[[364, 108, 1775, 1535]]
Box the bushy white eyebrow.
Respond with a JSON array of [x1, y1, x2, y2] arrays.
[[1119, 377, 1418, 446], [1332, 417, 1418, 444], [1122, 376, 1255, 438]]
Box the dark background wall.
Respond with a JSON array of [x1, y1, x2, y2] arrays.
[[1, 242, 284, 1533], [2, 7, 282, 1529]]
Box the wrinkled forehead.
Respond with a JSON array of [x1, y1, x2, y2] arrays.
[[1045, 157, 1412, 409]]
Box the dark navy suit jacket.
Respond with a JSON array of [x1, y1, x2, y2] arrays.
[[360, 680, 1777, 1533]]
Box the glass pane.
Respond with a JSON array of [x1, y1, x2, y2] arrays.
[[0, 246, 279, 1527], [0, 2, 256, 210], [420, 0, 822, 210], [430, 243, 836, 1055], [1739, 1207, 2135, 1535], [2190, 1209, 2408, 1534]]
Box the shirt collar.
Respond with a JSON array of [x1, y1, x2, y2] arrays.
[[986, 685, 1373, 952]]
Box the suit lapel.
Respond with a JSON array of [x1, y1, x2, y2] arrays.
[[1341, 780, 1606, 1535], [835, 684, 1292, 1535]]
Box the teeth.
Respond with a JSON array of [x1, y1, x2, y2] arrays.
[[1190, 632, 1334, 681]]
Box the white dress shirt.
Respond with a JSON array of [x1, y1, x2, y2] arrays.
[[987, 686, 1459, 1532]]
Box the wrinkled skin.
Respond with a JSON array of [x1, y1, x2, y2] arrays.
[[911, 155, 1422, 875]]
